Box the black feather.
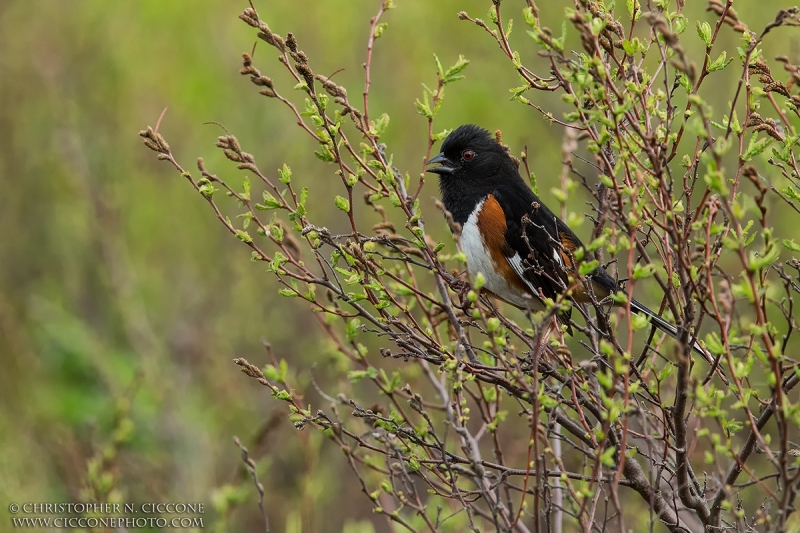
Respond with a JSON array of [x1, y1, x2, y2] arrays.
[[630, 299, 708, 357]]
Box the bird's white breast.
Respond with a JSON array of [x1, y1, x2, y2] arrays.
[[460, 199, 544, 310]]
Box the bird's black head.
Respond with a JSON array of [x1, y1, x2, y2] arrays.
[[427, 124, 522, 224], [426, 124, 511, 178]]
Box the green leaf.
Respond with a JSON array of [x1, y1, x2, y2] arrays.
[[598, 174, 614, 188], [722, 419, 743, 434], [509, 85, 529, 100], [486, 410, 509, 431], [270, 252, 288, 273], [443, 55, 470, 84], [537, 387, 558, 409], [552, 20, 567, 52], [705, 332, 725, 355], [742, 135, 772, 162], [632, 263, 656, 279], [677, 72, 692, 92], [590, 17, 605, 36], [696, 21, 712, 47], [673, 14, 688, 34], [261, 191, 282, 209], [235, 230, 252, 243], [370, 113, 390, 138], [523, 6, 537, 27], [198, 183, 215, 197], [621, 39, 636, 56], [529, 171, 539, 195], [587, 234, 607, 252], [610, 291, 628, 304], [704, 170, 729, 196], [270, 224, 284, 243], [272, 389, 292, 401], [599, 446, 616, 467], [347, 367, 378, 383], [657, 364, 675, 382], [731, 276, 755, 303], [415, 92, 433, 118], [315, 144, 336, 162], [373, 22, 388, 38], [578, 259, 600, 277], [334, 195, 351, 212], [748, 242, 780, 271], [631, 313, 650, 330], [782, 186, 800, 201], [626, 0, 640, 20], [346, 318, 361, 343], [708, 51, 732, 72], [434, 54, 444, 80], [241, 175, 251, 201], [782, 239, 800, 252], [550, 187, 567, 204], [278, 163, 292, 183]]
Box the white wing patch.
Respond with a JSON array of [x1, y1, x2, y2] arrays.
[[552, 247, 564, 266], [508, 253, 540, 298]]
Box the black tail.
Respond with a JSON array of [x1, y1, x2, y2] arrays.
[[630, 299, 708, 358]]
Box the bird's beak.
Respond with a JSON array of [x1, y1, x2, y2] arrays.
[[426, 152, 454, 175]]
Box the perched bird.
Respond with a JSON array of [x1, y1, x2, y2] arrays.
[[427, 124, 707, 357]]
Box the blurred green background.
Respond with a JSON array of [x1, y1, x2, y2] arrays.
[[0, 1, 797, 531]]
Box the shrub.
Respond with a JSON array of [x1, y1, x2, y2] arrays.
[[142, 1, 800, 531]]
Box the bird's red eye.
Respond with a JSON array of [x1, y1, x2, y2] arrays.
[[462, 149, 475, 161]]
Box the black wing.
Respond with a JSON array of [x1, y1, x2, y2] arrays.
[[494, 182, 721, 373], [492, 185, 569, 300], [493, 183, 620, 308]]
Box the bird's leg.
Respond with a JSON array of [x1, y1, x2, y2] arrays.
[[523, 308, 533, 324], [551, 317, 568, 347], [450, 278, 471, 294], [444, 270, 473, 311], [534, 316, 557, 358]]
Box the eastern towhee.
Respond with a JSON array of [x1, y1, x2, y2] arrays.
[[427, 124, 707, 359]]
